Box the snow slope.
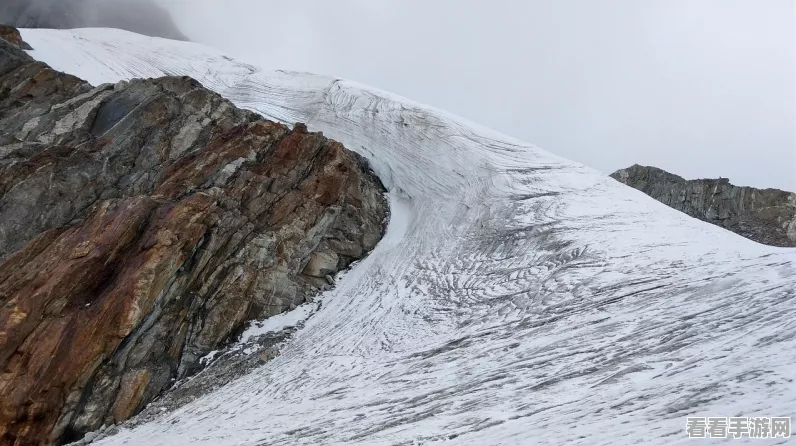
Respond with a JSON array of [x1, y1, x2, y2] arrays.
[[22, 28, 796, 445]]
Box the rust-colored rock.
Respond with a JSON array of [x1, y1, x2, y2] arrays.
[[0, 34, 388, 445], [0, 25, 26, 49]]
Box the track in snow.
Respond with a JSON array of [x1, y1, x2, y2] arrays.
[[22, 28, 796, 445]]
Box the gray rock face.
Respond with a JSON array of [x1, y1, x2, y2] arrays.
[[611, 164, 796, 247], [0, 0, 187, 41], [0, 31, 387, 446]]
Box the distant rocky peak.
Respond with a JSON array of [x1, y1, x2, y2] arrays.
[[611, 164, 796, 247]]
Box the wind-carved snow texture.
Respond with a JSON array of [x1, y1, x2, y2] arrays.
[[22, 29, 796, 445]]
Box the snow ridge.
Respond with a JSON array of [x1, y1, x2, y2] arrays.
[[22, 28, 796, 445]]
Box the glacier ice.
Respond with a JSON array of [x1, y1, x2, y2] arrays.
[[20, 28, 796, 445]]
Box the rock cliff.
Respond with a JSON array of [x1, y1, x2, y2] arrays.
[[0, 31, 387, 445], [611, 164, 796, 247], [0, 0, 187, 41]]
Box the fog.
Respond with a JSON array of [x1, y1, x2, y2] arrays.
[[169, 1, 794, 190], [0, 0, 186, 40]]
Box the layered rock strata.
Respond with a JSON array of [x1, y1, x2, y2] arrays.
[[0, 31, 387, 445]]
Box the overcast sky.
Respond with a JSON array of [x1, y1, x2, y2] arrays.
[[160, 0, 795, 191]]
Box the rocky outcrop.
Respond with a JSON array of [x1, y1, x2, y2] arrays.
[[0, 0, 187, 41], [0, 32, 387, 446], [0, 25, 31, 50], [611, 164, 796, 247]]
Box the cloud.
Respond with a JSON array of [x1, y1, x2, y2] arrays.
[[158, 0, 795, 191], [10, 0, 790, 190]]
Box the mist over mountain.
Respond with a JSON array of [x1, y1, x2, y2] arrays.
[[0, 0, 187, 40]]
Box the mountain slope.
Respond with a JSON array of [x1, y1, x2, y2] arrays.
[[19, 28, 796, 445], [0, 0, 187, 41], [612, 164, 796, 247]]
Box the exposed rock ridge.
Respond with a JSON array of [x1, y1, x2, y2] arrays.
[[0, 25, 31, 50], [0, 31, 388, 445], [611, 164, 796, 247]]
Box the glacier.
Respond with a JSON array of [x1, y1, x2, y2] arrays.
[[19, 28, 796, 445]]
